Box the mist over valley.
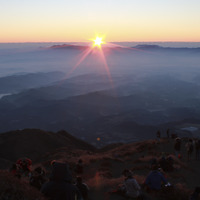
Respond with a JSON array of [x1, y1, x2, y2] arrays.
[[0, 43, 200, 146]]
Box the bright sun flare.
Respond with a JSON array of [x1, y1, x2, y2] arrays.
[[93, 36, 104, 47]]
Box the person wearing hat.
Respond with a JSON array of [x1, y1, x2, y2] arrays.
[[41, 162, 82, 200], [144, 164, 167, 192]]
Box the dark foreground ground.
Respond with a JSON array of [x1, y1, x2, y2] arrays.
[[0, 133, 200, 200]]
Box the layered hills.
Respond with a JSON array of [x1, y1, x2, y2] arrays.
[[1, 71, 200, 146], [0, 45, 200, 146]]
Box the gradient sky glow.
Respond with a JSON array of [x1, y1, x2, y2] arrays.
[[1, 0, 200, 42]]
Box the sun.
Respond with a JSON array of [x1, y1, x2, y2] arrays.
[[93, 36, 105, 48]]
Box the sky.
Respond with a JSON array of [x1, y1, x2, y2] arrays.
[[1, 0, 200, 43]]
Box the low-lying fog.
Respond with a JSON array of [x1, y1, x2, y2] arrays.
[[0, 42, 200, 146]]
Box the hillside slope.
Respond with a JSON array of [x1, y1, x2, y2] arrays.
[[0, 129, 95, 167], [0, 130, 200, 199]]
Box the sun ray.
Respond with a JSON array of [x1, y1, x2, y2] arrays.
[[53, 35, 160, 95], [65, 46, 93, 78], [64, 35, 113, 85], [98, 48, 113, 86]]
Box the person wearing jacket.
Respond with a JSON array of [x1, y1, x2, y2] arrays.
[[145, 164, 167, 191], [123, 169, 142, 199], [41, 162, 82, 200]]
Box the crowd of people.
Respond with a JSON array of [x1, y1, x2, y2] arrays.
[[110, 160, 171, 200], [173, 135, 200, 161], [157, 129, 200, 161], [8, 131, 200, 200], [9, 158, 89, 200]]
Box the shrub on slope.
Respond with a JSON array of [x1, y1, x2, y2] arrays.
[[0, 170, 46, 200]]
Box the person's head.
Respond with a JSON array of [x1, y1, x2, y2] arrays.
[[12, 163, 17, 169], [51, 160, 57, 166], [167, 156, 173, 162], [158, 168, 163, 173], [50, 162, 72, 182], [22, 159, 27, 166], [76, 176, 82, 184], [152, 164, 158, 171], [122, 169, 133, 178], [78, 159, 83, 164], [34, 166, 45, 175], [161, 152, 166, 158], [151, 158, 157, 166]]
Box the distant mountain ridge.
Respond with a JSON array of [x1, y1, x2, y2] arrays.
[[49, 43, 200, 52], [134, 44, 200, 51], [49, 44, 87, 50]]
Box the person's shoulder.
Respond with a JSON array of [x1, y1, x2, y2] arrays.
[[130, 178, 139, 185], [157, 172, 166, 180], [71, 183, 80, 191], [145, 171, 153, 178], [125, 177, 136, 182], [82, 183, 89, 187], [81, 183, 89, 191], [150, 170, 162, 177], [158, 171, 164, 176], [148, 170, 155, 175]]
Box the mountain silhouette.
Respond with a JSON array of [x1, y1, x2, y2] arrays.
[[0, 129, 95, 167]]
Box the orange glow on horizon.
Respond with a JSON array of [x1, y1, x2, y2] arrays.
[[0, 31, 200, 43], [1, 1, 200, 43]]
